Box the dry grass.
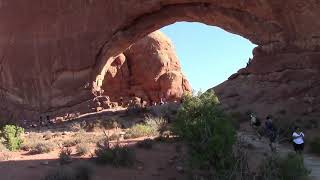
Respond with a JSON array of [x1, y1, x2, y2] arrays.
[[76, 143, 91, 156], [30, 142, 55, 154], [59, 148, 73, 165], [0, 141, 8, 152], [62, 139, 80, 148], [22, 133, 47, 151], [124, 116, 168, 139]]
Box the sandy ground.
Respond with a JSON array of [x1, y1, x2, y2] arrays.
[[0, 141, 187, 180], [1, 111, 320, 180]]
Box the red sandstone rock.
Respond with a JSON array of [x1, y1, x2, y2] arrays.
[[213, 51, 320, 122], [0, 1, 319, 122], [101, 31, 191, 104]]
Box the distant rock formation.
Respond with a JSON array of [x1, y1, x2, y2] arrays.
[[101, 31, 191, 106]]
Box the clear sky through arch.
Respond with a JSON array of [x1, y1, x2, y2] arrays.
[[160, 22, 257, 92]]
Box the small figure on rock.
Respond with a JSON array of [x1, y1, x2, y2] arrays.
[[246, 57, 253, 67]]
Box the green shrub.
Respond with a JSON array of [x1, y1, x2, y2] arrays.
[[173, 92, 236, 173], [259, 153, 310, 180], [137, 138, 154, 149], [1, 125, 24, 151], [30, 142, 55, 154], [95, 141, 135, 167], [59, 148, 73, 165], [43, 163, 94, 180], [76, 143, 90, 156], [310, 137, 320, 155]]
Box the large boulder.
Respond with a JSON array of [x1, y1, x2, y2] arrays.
[[101, 31, 191, 104]]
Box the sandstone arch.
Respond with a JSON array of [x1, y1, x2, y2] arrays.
[[0, 0, 319, 122]]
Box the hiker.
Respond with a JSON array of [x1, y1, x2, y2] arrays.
[[160, 98, 164, 105], [292, 126, 305, 154], [250, 113, 262, 138], [265, 116, 277, 151], [119, 97, 124, 107], [250, 113, 261, 127]]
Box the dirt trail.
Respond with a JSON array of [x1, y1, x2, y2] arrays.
[[239, 132, 320, 180]]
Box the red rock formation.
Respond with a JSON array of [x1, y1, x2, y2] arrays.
[[0, 1, 319, 123], [102, 31, 191, 105], [214, 49, 320, 122]]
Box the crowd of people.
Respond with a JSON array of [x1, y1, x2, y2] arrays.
[[250, 113, 305, 154]]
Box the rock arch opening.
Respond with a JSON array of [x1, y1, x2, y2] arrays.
[[96, 21, 257, 108], [0, 1, 319, 124], [160, 22, 257, 92]]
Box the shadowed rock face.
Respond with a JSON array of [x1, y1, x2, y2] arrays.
[[102, 31, 191, 104], [0, 0, 319, 122]]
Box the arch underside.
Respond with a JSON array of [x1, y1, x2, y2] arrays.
[[0, 0, 319, 121]]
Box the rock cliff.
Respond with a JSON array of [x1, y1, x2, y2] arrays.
[[214, 49, 320, 122], [0, 0, 319, 123]]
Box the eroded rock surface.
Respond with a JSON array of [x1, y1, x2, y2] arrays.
[[214, 50, 320, 122], [0, 0, 319, 123], [102, 31, 191, 105]]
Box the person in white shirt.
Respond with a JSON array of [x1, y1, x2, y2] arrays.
[[292, 126, 305, 154]]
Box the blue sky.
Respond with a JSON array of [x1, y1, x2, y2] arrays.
[[160, 22, 256, 92]]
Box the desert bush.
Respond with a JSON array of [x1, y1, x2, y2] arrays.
[[21, 133, 45, 151], [1, 125, 24, 151], [173, 92, 236, 176], [108, 133, 120, 141], [68, 122, 83, 132], [63, 138, 81, 147], [259, 153, 310, 180], [94, 140, 135, 167], [145, 116, 168, 135], [83, 119, 120, 132], [76, 143, 90, 156], [43, 163, 94, 180], [137, 138, 154, 149], [43, 134, 53, 141], [0, 141, 8, 152], [59, 148, 73, 165], [124, 116, 167, 139], [30, 142, 55, 154], [310, 137, 320, 155], [124, 124, 155, 139]]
